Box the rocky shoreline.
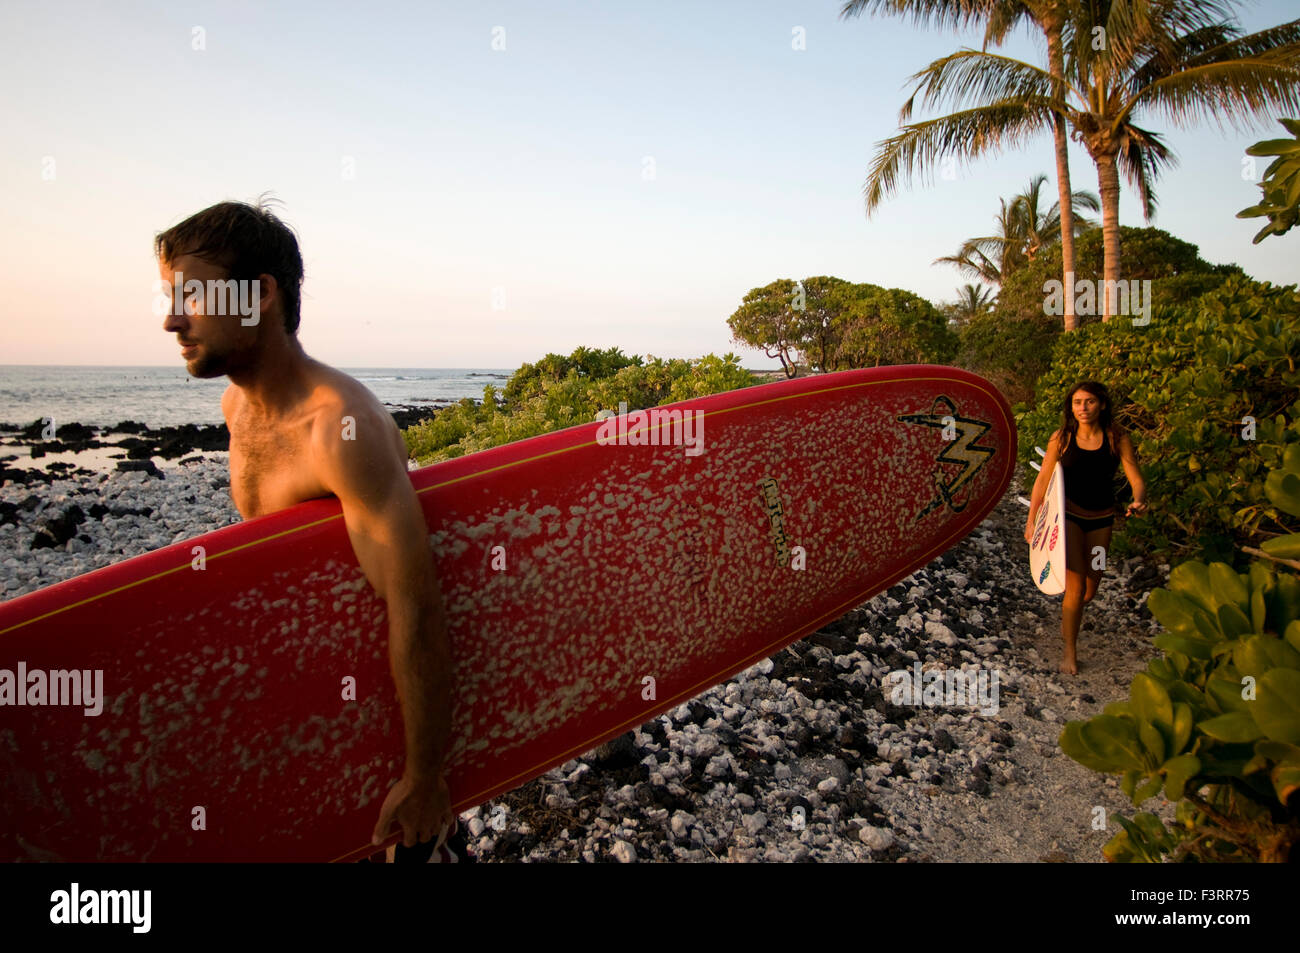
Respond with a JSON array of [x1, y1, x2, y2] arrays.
[[0, 439, 1176, 861], [0, 405, 451, 566], [464, 487, 1174, 863]]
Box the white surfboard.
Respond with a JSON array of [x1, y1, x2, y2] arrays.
[[1024, 448, 1066, 595]]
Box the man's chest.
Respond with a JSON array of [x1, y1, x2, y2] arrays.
[[227, 413, 329, 518]]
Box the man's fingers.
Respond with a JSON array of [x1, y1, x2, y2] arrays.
[[372, 794, 397, 846], [433, 815, 452, 852]]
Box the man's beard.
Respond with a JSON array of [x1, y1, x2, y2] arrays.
[[186, 346, 243, 379]]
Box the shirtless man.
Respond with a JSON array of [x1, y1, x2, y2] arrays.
[[156, 199, 453, 859]]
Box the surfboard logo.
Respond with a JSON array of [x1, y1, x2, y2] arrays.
[[898, 396, 997, 523], [1048, 525, 1059, 551], [756, 477, 791, 567], [1038, 561, 1052, 584]]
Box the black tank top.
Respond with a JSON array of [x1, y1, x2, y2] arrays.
[[1060, 429, 1119, 511]]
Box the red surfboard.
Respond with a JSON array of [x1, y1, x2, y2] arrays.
[[0, 365, 1014, 861]]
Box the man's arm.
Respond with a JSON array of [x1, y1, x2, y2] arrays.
[[310, 401, 452, 847]]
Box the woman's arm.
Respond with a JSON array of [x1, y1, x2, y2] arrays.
[[1119, 432, 1147, 515], [1025, 429, 1062, 538]]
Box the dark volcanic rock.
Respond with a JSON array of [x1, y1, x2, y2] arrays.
[[31, 505, 86, 550], [388, 404, 457, 431], [115, 460, 164, 479]]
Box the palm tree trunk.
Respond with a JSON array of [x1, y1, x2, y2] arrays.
[[1045, 21, 1077, 332], [1095, 151, 1123, 322]]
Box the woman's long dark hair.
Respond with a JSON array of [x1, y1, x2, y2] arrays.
[[1057, 381, 1122, 461]]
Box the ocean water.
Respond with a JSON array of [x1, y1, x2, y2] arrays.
[[0, 366, 513, 429]]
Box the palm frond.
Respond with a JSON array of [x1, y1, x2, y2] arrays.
[[906, 48, 1060, 115], [863, 99, 1057, 213], [1182, 17, 1300, 68], [839, 0, 991, 29], [1135, 60, 1300, 136], [1128, 24, 1240, 96], [934, 247, 1002, 284], [1117, 123, 1177, 220]]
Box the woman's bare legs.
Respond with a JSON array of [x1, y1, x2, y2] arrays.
[[1061, 518, 1113, 675]]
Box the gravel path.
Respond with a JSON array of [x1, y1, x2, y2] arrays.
[[0, 459, 1177, 861]]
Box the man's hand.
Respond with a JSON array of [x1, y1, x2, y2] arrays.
[[309, 396, 454, 855], [372, 770, 453, 849]]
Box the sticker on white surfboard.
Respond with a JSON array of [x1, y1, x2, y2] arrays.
[[1027, 448, 1066, 595]]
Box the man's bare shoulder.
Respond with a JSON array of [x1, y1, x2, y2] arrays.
[[304, 363, 402, 457], [221, 383, 238, 422]]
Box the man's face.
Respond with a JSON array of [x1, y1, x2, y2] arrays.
[[159, 253, 259, 379]]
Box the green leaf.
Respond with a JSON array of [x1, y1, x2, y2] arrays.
[[1208, 562, 1250, 611], [1200, 711, 1263, 743], [1163, 754, 1201, 801], [1217, 603, 1253, 639], [1148, 589, 1205, 635], [1147, 658, 1177, 683], [1262, 533, 1300, 559], [1121, 769, 1140, 800], [1285, 620, 1300, 655], [1254, 669, 1300, 744], [1168, 682, 1207, 710], [1207, 672, 1252, 713], [1265, 469, 1300, 518], [1060, 722, 1116, 772], [1154, 633, 1213, 660], [1167, 562, 1215, 615], [1240, 633, 1300, 674], [1254, 740, 1300, 761], [1134, 773, 1164, 805], [1284, 444, 1300, 472], [1270, 758, 1300, 806], [1139, 720, 1167, 764], [1131, 673, 1174, 730], [1081, 716, 1147, 771], [1244, 138, 1300, 157], [1172, 703, 1194, 755], [1267, 576, 1300, 634]]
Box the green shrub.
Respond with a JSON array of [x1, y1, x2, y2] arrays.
[[1018, 274, 1300, 565], [404, 349, 758, 465], [1059, 447, 1300, 862], [969, 227, 1243, 403], [1238, 118, 1300, 243]]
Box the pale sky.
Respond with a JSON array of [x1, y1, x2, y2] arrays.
[[2, 0, 1296, 369]]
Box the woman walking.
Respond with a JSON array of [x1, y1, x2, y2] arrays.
[[1025, 382, 1147, 675]]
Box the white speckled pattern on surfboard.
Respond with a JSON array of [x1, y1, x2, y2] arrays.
[[0, 366, 1014, 861]]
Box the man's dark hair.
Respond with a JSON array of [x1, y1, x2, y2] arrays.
[[155, 196, 305, 334]]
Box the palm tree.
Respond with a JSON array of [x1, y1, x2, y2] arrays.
[[948, 283, 996, 324], [1015, 172, 1098, 261], [934, 194, 1026, 284], [859, 0, 1300, 319], [843, 0, 1093, 327], [935, 174, 1098, 285]]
